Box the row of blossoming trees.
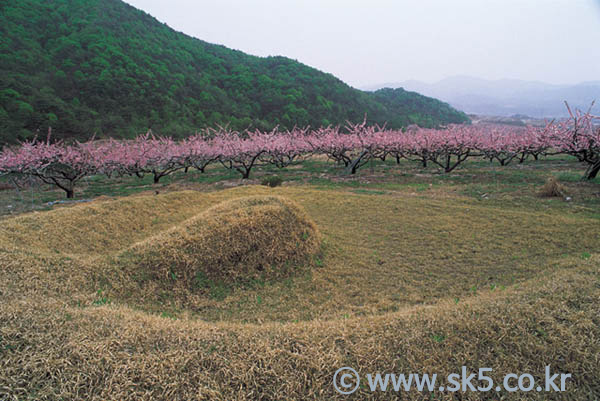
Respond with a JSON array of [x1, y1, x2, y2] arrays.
[[0, 106, 598, 198]]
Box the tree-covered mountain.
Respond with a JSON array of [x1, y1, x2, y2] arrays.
[[0, 0, 469, 145]]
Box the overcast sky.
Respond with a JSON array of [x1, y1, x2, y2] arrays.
[[124, 0, 600, 88]]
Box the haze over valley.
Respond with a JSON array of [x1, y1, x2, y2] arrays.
[[364, 76, 600, 118]]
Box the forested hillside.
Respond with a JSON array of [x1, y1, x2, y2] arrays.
[[0, 0, 469, 144]]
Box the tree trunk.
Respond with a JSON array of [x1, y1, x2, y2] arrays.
[[65, 188, 74, 198], [153, 175, 160, 184], [346, 150, 369, 175], [584, 161, 600, 180], [518, 153, 527, 164], [444, 155, 451, 172]]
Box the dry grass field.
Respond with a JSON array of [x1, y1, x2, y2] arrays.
[[1, 159, 599, 400]]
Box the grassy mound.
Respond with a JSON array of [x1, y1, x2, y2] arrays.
[[0, 191, 214, 258], [119, 196, 320, 301], [1, 185, 599, 399]]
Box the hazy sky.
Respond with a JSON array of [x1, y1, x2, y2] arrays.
[[124, 0, 600, 88]]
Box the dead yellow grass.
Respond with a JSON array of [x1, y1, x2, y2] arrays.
[[113, 196, 320, 309], [0, 191, 210, 258], [539, 176, 567, 198], [128, 195, 319, 281], [1, 185, 599, 400]]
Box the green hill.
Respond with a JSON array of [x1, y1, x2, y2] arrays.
[[0, 0, 469, 144]]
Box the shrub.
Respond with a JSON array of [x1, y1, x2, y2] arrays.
[[261, 175, 283, 187]]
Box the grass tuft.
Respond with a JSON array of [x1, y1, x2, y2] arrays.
[[539, 176, 567, 198]]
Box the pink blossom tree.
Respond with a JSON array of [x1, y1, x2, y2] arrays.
[[549, 103, 600, 179], [181, 132, 219, 173], [260, 127, 312, 168], [476, 125, 524, 166], [0, 137, 100, 198], [215, 129, 268, 179]]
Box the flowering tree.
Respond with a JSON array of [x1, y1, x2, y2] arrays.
[[476, 126, 517, 166], [307, 126, 353, 167], [307, 122, 382, 175], [0, 137, 99, 198], [400, 129, 431, 168], [550, 103, 600, 180], [260, 128, 311, 168], [142, 136, 185, 183], [215, 129, 268, 179], [97, 134, 185, 183], [342, 121, 381, 175], [95, 138, 147, 178], [3, 111, 599, 201], [182, 133, 219, 173], [421, 125, 475, 172], [519, 125, 553, 163]]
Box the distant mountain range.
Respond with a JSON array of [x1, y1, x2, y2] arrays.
[[363, 76, 600, 118]]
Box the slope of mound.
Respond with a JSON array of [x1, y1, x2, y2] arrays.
[[117, 196, 320, 302], [0, 191, 211, 258]]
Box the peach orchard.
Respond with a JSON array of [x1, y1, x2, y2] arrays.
[[1, 106, 598, 198]]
